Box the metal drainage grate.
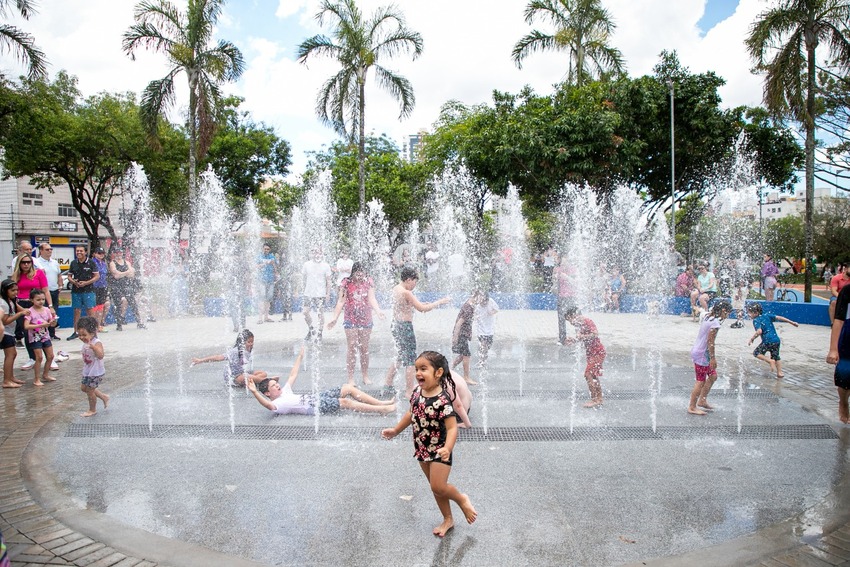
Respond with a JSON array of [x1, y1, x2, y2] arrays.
[[115, 388, 778, 402], [64, 423, 837, 442]]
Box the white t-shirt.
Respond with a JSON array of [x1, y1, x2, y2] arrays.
[[0, 300, 16, 336], [302, 260, 332, 298], [690, 313, 721, 366], [34, 256, 62, 291], [425, 250, 440, 275], [474, 298, 499, 336], [335, 257, 354, 286], [271, 382, 315, 415]]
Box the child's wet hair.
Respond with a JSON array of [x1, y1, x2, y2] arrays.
[[416, 350, 457, 402], [747, 303, 763, 315], [400, 266, 419, 282], [257, 378, 272, 395], [29, 289, 46, 301], [563, 306, 581, 319], [234, 329, 254, 348], [349, 261, 366, 277], [76, 316, 98, 334], [0, 278, 17, 301], [710, 300, 732, 319]]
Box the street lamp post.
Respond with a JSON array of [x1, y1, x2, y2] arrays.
[[667, 80, 676, 243]]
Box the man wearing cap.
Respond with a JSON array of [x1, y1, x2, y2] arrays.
[[66, 245, 99, 340], [34, 242, 63, 340]]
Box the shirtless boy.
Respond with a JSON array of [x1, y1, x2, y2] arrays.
[[384, 267, 450, 397]]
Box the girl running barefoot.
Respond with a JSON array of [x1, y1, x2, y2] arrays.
[[23, 289, 57, 386], [76, 316, 109, 417], [0, 279, 26, 388], [382, 351, 477, 537], [688, 300, 731, 415]]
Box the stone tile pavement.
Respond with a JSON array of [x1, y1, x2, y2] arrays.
[[2, 310, 849, 566]]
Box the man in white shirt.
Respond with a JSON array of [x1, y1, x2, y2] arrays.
[[301, 249, 332, 341], [335, 250, 354, 287], [34, 242, 63, 340]]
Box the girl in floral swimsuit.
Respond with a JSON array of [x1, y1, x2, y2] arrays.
[[382, 351, 478, 537]]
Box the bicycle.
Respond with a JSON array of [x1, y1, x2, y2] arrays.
[[774, 275, 800, 302]]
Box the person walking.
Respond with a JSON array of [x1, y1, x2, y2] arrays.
[[34, 243, 63, 341]]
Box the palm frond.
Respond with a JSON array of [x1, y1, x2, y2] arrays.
[[297, 34, 341, 63], [512, 30, 558, 68], [0, 23, 46, 79], [122, 22, 177, 60], [373, 65, 415, 119], [139, 69, 179, 145], [0, 0, 37, 19], [132, 0, 185, 45], [372, 26, 423, 60]]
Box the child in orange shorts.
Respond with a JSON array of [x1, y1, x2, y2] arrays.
[[562, 307, 606, 408]]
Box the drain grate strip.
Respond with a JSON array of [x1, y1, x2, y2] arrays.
[[64, 423, 836, 442]]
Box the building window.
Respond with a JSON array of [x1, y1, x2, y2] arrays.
[[58, 203, 78, 217], [22, 192, 43, 206]]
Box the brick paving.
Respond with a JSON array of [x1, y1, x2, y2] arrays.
[[1, 311, 849, 566]]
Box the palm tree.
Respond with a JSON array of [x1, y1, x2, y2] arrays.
[[123, 0, 244, 196], [0, 0, 46, 79], [746, 0, 850, 302], [298, 0, 423, 214], [512, 0, 625, 86]]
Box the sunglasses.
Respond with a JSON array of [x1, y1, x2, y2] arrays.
[[20, 260, 32, 264]]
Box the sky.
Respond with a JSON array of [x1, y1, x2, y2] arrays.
[[3, 0, 766, 178]]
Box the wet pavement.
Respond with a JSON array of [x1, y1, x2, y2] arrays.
[[3, 309, 850, 566]]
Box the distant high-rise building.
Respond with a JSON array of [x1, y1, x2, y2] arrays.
[[402, 130, 427, 163]]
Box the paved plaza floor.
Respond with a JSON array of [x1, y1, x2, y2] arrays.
[[3, 308, 850, 566]]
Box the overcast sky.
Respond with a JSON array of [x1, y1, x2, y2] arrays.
[[4, 0, 765, 176]]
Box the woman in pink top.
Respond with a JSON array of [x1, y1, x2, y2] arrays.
[[12, 254, 52, 368], [327, 262, 385, 385]]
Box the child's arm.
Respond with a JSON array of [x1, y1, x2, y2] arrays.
[[286, 346, 305, 388], [707, 328, 719, 369], [748, 328, 763, 345], [436, 416, 459, 462], [406, 289, 450, 313], [827, 318, 844, 364], [775, 316, 799, 327], [381, 411, 413, 440], [22, 311, 41, 331], [247, 377, 276, 411], [191, 354, 226, 365], [326, 287, 346, 329], [89, 340, 104, 359], [452, 316, 465, 343], [368, 287, 385, 319]]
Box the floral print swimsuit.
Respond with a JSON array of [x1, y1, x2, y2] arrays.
[[410, 386, 456, 465]]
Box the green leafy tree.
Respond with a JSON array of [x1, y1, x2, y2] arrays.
[[512, 0, 625, 85], [123, 0, 244, 197], [763, 215, 805, 267], [0, 0, 46, 79], [746, 0, 850, 301], [813, 196, 850, 265], [816, 65, 850, 192], [297, 0, 423, 214], [203, 96, 292, 208], [0, 72, 184, 245], [305, 135, 428, 240], [254, 180, 305, 225]]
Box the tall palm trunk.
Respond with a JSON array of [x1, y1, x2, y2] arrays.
[[357, 70, 366, 215], [188, 70, 199, 200], [804, 25, 816, 303]]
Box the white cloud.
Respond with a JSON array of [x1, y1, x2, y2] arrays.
[[0, 0, 771, 175]]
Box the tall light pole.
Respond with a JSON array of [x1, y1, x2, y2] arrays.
[[667, 80, 676, 243]]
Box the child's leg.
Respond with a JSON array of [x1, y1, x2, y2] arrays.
[[384, 361, 398, 387], [2, 346, 22, 387], [775, 359, 783, 378], [422, 461, 477, 534], [837, 387, 849, 424], [344, 329, 357, 384], [338, 397, 395, 413], [94, 387, 109, 408], [81, 384, 97, 416], [583, 374, 603, 407], [698, 372, 717, 409], [358, 329, 372, 384], [462, 356, 475, 384], [688, 377, 707, 415], [42, 346, 55, 382], [32, 348, 44, 386], [404, 365, 416, 398], [340, 384, 395, 406]]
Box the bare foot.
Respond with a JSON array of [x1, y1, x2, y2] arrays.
[[464, 377, 478, 385], [33, 381, 44, 387], [583, 399, 603, 408], [102, 394, 110, 409], [2, 381, 22, 388], [433, 517, 454, 537], [380, 399, 395, 406], [362, 376, 372, 385], [42, 375, 56, 382], [80, 410, 96, 417], [697, 401, 714, 410], [776, 374, 785, 379], [687, 407, 707, 415], [380, 404, 397, 414], [458, 494, 477, 524], [12, 377, 24, 384]]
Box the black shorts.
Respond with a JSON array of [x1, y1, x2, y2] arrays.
[[835, 357, 850, 390], [95, 287, 108, 306], [1, 334, 15, 348], [753, 342, 781, 361], [452, 337, 471, 357]]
